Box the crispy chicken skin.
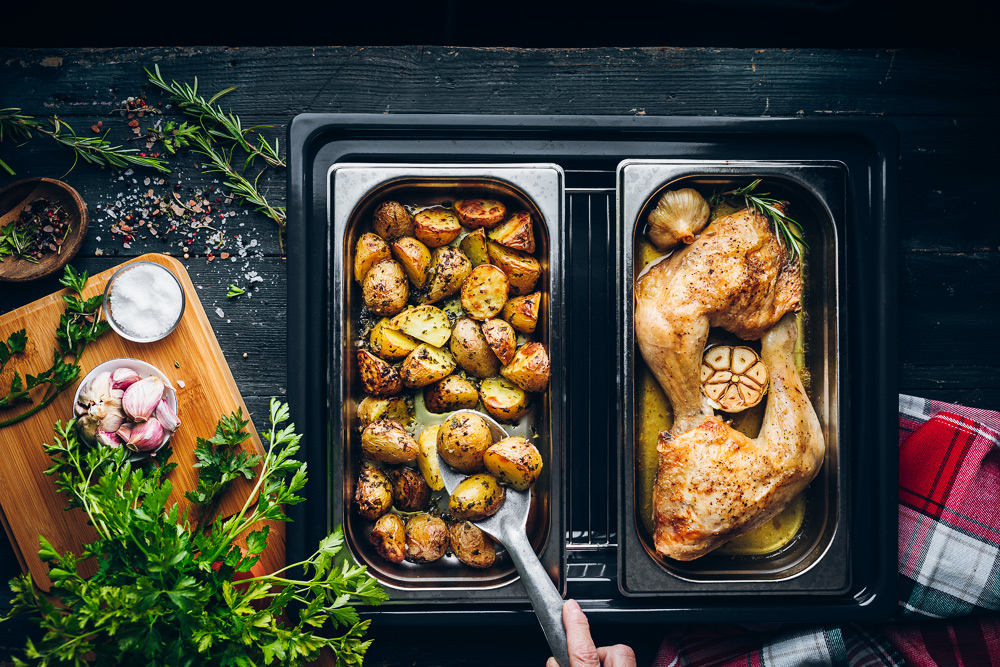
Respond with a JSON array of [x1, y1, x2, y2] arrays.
[[634, 206, 802, 434], [652, 315, 824, 560]]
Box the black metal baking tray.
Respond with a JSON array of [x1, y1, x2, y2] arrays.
[[287, 113, 898, 624]]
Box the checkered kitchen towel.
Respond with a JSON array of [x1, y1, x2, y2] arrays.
[[652, 394, 1000, 666]]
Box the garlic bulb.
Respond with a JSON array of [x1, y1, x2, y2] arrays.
[[701, 345, 769, 413], [78, 371, 113, 407], [122, 376, 165, 422], [96, 430, 124, 449], [646, 188, 711, 251], [126, 418, 164, 452]]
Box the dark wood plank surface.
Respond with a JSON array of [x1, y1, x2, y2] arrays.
[[1, 46, 997, 666]]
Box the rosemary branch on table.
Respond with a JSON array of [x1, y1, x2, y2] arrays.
[[145, 65, 286, 170], [0, 108, 170, 177], [710, 179, 808, 260]]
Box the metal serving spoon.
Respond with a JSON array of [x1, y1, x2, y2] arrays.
[[438, 410, 570, 667]]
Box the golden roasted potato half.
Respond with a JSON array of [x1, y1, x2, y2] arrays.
[[370, 513, 406, 563], [416, 425, 445, 491], [449, 521, 496, 569], [502, 292, 540, 334], [449, 474, 505, 521], [405, 513, 449, 563], [424, 375, 480, 414], [389, 305, 452, 348], [361, 419, 418, 464], [453, 199, 507, 229], [487, 242, 541, 296], [450, 318, 502, 378], [488, 211, 535, 253], [373, 200, 414, 240], [362, 259, 409, 316], [357, 395, 411, 428], [400, 343, 457, 388], [354, 464, 393, 520], [356, 350, 403, 398], [501, 342, 551, 393], [391, 236, 432, 288], [388, 466, 432, 512], [461, 265, 509, 320], [437, 412, 494, 473], [422, 246, 473, 304], [480, 319, 517, 366], [459, 228, 490, 267], [369, 318, 419, 361], [480, 377, 530, 422], [354, 233, 391, 284], [414, 208, 462, 248], [484, 436, 543, 491]]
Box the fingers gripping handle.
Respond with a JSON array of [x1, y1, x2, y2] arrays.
[[502, 528, 569, 667]]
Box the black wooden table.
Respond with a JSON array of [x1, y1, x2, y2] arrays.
[[1, 47, 997, 666]]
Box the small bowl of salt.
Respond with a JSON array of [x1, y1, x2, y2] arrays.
[[103, 261, 186, 343]]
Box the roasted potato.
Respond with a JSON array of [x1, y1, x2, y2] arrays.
[[362, 259, 409, 316], [357, 395, 411, 428], [416, 425, 445, 491], [370, 513, 406, 563], [369, 317, 419, 361], [501, 342, 551, 393], [424, 375, 480, 413], [449, 474, 505, 521], [389, 305, 452, 348], [414, 208, 462, 248], [501, 292, 540, 334], [459, 228, 490, 267], [405, 513, 449, 563], [354, 464, 393, 520], [373, 201, 414, 240], [483, 436, 543, 491], [449, 521, 496, 569], [422, 246, 473, 304], [461, 265, 509, 320], [356, 350, 403, 398], [400, 343, 457, 388], [437, 412, 494, 473], [391, 236, 432, 288], [450, 318, 502, 378], [388, 466, 432, 512], [361, 419, 418, 464], [453, 199, 506, 229], [354, 233, 392, 284], [488, 211, 535, 253], [480, 377, 530, 422], [487, 242, 541, 296], [480, 319, 517, 366]]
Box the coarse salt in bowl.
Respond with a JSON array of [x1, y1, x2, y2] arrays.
[[103, 261, 186, 343]]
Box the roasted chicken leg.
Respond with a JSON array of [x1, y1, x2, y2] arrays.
[[651, 315, 824, 560]]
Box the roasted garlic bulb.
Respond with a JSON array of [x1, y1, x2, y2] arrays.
[[701, 345, 769, 413], [646, 188, 710, 250]]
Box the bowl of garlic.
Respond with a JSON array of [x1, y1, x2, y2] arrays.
[[73, 358, 180, 457]]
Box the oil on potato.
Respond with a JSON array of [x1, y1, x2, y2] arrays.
[[370, 513, 406, 563], [422, 246, 473, 304], [437, 412, 494, 473], [388, 466, 432, 512], [480, 319, 517, 366], [483, 436, 543, 491], [461, 264, 509, 320], [362, 259, 409, 316], [450, 318, 502, 378], [414, 208, 462, 247], [416, 425, 445, 491], [389, 305, 452, 348], [356, 349, 403, 398], [361, 419, 418, 464], [453, 199, 507, 229], [369, 317, 419, 361], [449, 521, 496, 569], [400, 343, 457, 388], [460, 227, 490, 267], [423, 375, 479, 413], [373, 200, 414, 240], [449, 474, 506, 521], [391, 236, 432, 288], [357, 395, 411, 428], [355, 232, 391, 284], [501, 292, 540, 334], [488, 211, 535, 253], [405, 513, 449, 563], [501, 342, 551, 393], [480, 377, 530, 422], [354, 464, 393, 520], [487, 242, 541, 296]]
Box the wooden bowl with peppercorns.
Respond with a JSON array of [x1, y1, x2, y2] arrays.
[[0, 177, 88, 282]]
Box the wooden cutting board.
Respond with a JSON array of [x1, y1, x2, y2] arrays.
[[0, 253, 281, 590]]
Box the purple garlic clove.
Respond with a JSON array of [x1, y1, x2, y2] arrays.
[[125, 418, 164, 453], [96, 430, 124, 449], [154, 398, 181, 432], [111, 367, 141, 391], [117, 423, 133, 441], [122, 376, 165, 422]]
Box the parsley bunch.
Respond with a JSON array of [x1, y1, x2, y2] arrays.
[[3, 399, 385, 666]]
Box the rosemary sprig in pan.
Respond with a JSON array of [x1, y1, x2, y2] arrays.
[[710, 179, 808, 260], [145, 65, 286, 169], [0, 108, 170, 177]]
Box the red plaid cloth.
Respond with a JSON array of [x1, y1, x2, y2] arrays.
[[652, 394, 1000, 666]]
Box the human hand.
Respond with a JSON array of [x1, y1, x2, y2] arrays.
[[545, 599, 636, 667]]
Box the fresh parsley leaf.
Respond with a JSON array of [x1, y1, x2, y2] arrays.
[[226, 284, 245, 298]]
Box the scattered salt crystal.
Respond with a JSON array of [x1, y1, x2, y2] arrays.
[[108, 263, 184, 340], [215, 306, 225, 318], [177, 379, 186, 388]]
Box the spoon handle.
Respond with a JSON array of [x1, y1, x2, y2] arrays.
[[502, 528, 569, 667]]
